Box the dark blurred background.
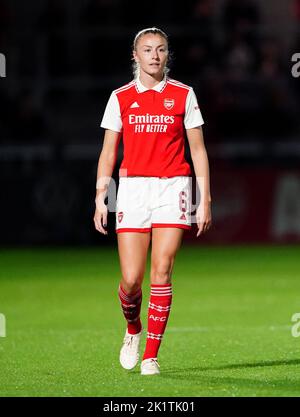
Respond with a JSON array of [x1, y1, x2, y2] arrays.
[[1, 0, 300, 246]]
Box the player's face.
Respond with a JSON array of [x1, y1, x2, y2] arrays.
[[134, 34, 168, 78]]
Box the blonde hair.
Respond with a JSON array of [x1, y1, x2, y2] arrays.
[[132, 27, 171, 79]]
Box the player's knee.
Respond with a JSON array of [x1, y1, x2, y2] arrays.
[[150, 257, 173, 284], [121, 274, 142, 294]]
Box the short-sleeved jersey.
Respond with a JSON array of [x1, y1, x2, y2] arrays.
[[100, 75, 204, 177]]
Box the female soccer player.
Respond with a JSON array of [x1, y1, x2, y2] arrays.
[[94, 27, 212, 375]]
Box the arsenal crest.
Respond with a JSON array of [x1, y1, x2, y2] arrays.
[[118, 211, 124, 223], [164, 98, 175, 110]]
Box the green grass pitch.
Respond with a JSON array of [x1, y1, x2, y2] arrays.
[[0, 245, 300, 397]]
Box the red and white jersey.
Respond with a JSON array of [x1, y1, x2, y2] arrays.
[[100, 75, 204, 177]]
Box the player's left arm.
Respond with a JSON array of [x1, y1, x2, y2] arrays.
[[186, 126, 212, 236]]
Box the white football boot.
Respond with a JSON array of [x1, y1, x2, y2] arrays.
[[141, 358, 160, 375], [119, 329, 143, 370]]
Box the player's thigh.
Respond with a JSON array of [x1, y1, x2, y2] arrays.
[[150, 228, 184, 275], [117, 232, 151, 283]]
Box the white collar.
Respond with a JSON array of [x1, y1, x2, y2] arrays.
[[135, 75, 167, 93]]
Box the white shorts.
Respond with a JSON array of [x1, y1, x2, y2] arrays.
[[116, 176, 192, 233]]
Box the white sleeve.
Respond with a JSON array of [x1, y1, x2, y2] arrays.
[[100, 91, 122, 132], [184, 88, 204, 129]]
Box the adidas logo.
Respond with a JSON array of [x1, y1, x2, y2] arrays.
[[130, 101, 140, 108]]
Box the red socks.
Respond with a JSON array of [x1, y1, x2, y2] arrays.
[[143, 284, 173, 360], [118, 283, 173, 359], [118, 285, 142, 335]]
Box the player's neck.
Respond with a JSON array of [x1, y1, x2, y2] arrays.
[[138, 72, 164, 89]]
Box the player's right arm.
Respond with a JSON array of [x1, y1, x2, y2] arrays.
[[94, 129, 121, 235]]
